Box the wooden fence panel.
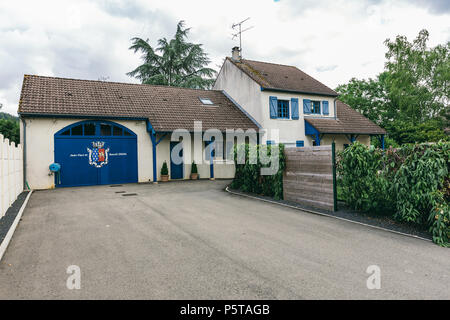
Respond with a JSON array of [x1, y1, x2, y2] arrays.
[[0, 134, 23, 218], [283, 144, 337, 211]]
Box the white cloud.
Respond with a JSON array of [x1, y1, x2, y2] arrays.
[[0, 0, 448, 115]]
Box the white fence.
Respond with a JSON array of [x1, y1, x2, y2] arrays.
[[0, 134, 23, 218]]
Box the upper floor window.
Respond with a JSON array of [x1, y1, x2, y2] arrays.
[[277, 100, 290, 119], [303, 99, 329, 115], [311, 101, 321, 114]]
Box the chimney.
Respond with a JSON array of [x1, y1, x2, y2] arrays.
[[231, 46, 241, 62]]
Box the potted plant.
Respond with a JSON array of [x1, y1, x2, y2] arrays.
[[190, 161, 198, 180], [160, 161, 169, 182]]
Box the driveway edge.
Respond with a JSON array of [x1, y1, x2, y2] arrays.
[[225, 186, 431, 243], [0, 190, 33, 262]]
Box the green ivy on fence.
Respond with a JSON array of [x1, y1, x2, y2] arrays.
[[231, 144, 286, 200], [337, 141, 450, 246]]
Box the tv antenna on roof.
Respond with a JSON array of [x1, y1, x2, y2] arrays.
[[232, 17, 254, 57]]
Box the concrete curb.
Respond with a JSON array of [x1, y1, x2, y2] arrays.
[[0, 190, 33, 262], [225, 186, 432, 243]]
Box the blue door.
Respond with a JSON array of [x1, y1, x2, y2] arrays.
[[54, 121, 138, 187], [170, 141, 184, 179]]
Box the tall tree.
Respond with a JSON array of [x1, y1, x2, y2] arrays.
[[127, 21, 216, 89], [336, 29, 449, 144], [383, 29, 449, 123], [0, 119, 19, 144], [335, 73, 391, 126]]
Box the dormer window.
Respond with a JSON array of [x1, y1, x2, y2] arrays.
[[199, 98, 214, 105]]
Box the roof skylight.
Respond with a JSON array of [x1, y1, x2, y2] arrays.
[[199, 98, 214, 105]]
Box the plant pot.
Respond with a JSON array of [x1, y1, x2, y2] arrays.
[[161, 175, 169, 182], [190, 173, 198, 180]]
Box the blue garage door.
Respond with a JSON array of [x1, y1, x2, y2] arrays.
[[54, 121, 138, 187]]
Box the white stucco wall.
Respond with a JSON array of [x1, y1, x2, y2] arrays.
[[20, 118, 236, 189], [321, 134, 371, 151], [213, 59, 263, 125]]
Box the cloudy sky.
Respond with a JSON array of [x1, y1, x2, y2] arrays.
[[0, 0, 449, 115]]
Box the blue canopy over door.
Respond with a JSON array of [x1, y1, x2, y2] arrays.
[[54, 120, 138, 187]]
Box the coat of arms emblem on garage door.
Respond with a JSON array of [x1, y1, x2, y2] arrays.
[[87, 141, 110, 168]]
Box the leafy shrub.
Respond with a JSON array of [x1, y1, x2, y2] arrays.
[[231, 143, 285, 200], [371, 135, 399, 149], [336, 142, 391, 213], [0, 119, 20, 144], [385, 119, 449, 145], [337, 140, 450, 246], [429, 192, 450, 246], [390, 142, 449, 225], [191, 161, 198, 174], [161, 161, 169, 175]]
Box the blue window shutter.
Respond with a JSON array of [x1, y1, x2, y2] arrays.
[[303, 99, 311, 114], [296, 140, 304, 147], [291, 98, 299, 120], [323, 101, 329, 115], [269, 96, 278, 119]]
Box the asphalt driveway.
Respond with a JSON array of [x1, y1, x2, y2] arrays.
[[0, 180, 448, 299]]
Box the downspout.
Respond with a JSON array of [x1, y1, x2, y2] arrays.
[[21, 118, 28, 190], [333, 97, 338, 120], [146, 120, 158, 183]]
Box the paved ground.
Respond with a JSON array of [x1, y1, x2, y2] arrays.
[[0, 180, 448, 299]]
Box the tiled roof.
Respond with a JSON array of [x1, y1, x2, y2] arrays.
[[18, 75, 259, 132], [305, 100, 386, 135], [227, 58, 338, 96]]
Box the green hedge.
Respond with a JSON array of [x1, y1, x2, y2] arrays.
[[337, 141, 450, 246], [336, 143, 391, 213], [231, 144, 285, 200]]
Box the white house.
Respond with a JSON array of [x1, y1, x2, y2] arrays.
[[18, 75, 259, 189], [17, 48, 386, 190], [214, 47, 386, 150]]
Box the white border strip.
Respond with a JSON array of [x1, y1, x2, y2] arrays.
[[225, 186, 431, 242], [0, 190, 33, 262]]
